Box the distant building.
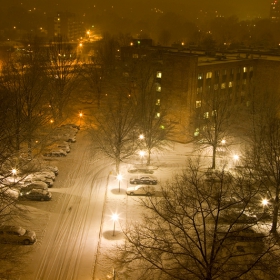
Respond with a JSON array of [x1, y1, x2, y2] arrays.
[[121, 43, 280, 142], [270, 1, 280, 22], [47, 12, 84, 41]]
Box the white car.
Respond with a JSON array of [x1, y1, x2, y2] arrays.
[[33, 171, 55, 180], [57, 144, 70, 153], [41, 165, 59, 176], [126, 185, 155, 196], [43, 150, 67, 157]]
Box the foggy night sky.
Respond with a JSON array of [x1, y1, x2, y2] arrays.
[[0, 0, 271, 19]]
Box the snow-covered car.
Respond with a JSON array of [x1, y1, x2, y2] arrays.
[[0, 225, 36, 245], [43, 150, 67, 157], [126, 185, 155, 196], [57, 144, 70, 153], [41, 165, 59, 176], [0, 185, 19, 200], [20, 181, 48, 194], [22, 174, 54, 187], [20, 189, 52, 201], [130, 176, 157, 185], [32, 171, 55, 180], [219, 210, 258, 224]]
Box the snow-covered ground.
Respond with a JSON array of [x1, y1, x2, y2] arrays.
[[15, 130, 239, 280]]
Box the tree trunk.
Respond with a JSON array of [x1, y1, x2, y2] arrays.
[[211, 145, 216, 169], [271, 189, 279, 233]]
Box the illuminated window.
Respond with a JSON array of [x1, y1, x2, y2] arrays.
[[196, 101, 201, 108], [198, 73, 203, 79], [156, 85, 161, 92], [221, 83, 226, 89], [156, 112, 160, 118], [212, 110, 217, 116], [229, 81, 233, 87], [197, 87, 203, 94], [156, 99, 160, 105], [156, 71, 162, 78], [243, 67, 247, 73], [206, 72, 212, 79], [204, 112, 209, 118]]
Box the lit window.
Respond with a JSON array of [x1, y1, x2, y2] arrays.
[[243, 67, 247, 73], [212, 110, 217, 116], [156, 99, 160, 105], [156, 112, 160, 118], [156, 71, 162, 78], [196, 101, 201, 108], [221, 83, 226, 89], [156, 85, 161, 92], [198, 73, 203, 79], [204, 112, 209, 118], [206, 72, 212, 79], [229, 81, 233, 87], [197, 87, 202, 94]]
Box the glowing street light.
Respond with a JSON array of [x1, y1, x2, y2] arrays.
[[111, 213, 119, 236], [221, 139, 226, 145], [233, 154, 239, 161], [139, 134, 144, 140], [139, 150, 145, 166], [262, 198, 269, 213], [79, 112, 83, 127], [11, 168, 17, 183], [117, 174, 122, 193]]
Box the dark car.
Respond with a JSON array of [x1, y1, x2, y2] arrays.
[[130, 176, 157, 185], [20, 189, 52, 201], [0, 225, 36, 245]]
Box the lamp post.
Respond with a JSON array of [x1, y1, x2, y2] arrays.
[[111, 213, 119, 236], [262, 198, 268, 213], [117, 174, 122, 193], [11, 168, 17, 183], [79, 112, 83, 127], [139, 150, 145, 166]]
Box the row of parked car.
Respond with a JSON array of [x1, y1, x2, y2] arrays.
[[43, 124, 79, 157], [127, 176, 158, 196], [0, 123, 79, 245]]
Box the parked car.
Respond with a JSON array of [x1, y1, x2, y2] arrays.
[[43, 150, 67, 157], [0, 185, 19, 200], [219, 210, 258, 224], [20, 189, 52, 201], [130, 176, 157, 185], [22, 174, 54, 187], [41, 165, 59, 176], [126, 185, 155, 196], [57, 144, 70, 153], [20, 181, 48, 195], [32, 171, 55, 180], [65, 136, 76, 143], [0, 225, 36, 245]]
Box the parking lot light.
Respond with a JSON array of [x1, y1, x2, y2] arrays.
[[117, 174, 122, 193], [111, 213, 119, 236]]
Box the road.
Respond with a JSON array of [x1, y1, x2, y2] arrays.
[[20, 130, 112, 280]]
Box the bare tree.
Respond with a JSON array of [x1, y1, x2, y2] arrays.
[[109, 161, 278, 279], [195, 85, 236, 169], [45, 36, 81, 120], [245, 92, 280, 234], [91, 92, 137, 174]]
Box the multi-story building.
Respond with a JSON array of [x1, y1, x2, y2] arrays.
[[121, 40, 280, 143], [270, 1, 280, 22], [47, 12, 84, 41]]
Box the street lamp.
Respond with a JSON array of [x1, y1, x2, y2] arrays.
[[117, 174, 122, 193], [139, 134, 144, 140], [11, 168, 17, 183], [111, 213, 119, 236], [221, 139, 226, 145], [139, 150, 145, 166], [262, 198, 268, 213], [79, 112, 83, 127]]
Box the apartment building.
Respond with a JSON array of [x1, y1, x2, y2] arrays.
[[121, 41, 280, 142]]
